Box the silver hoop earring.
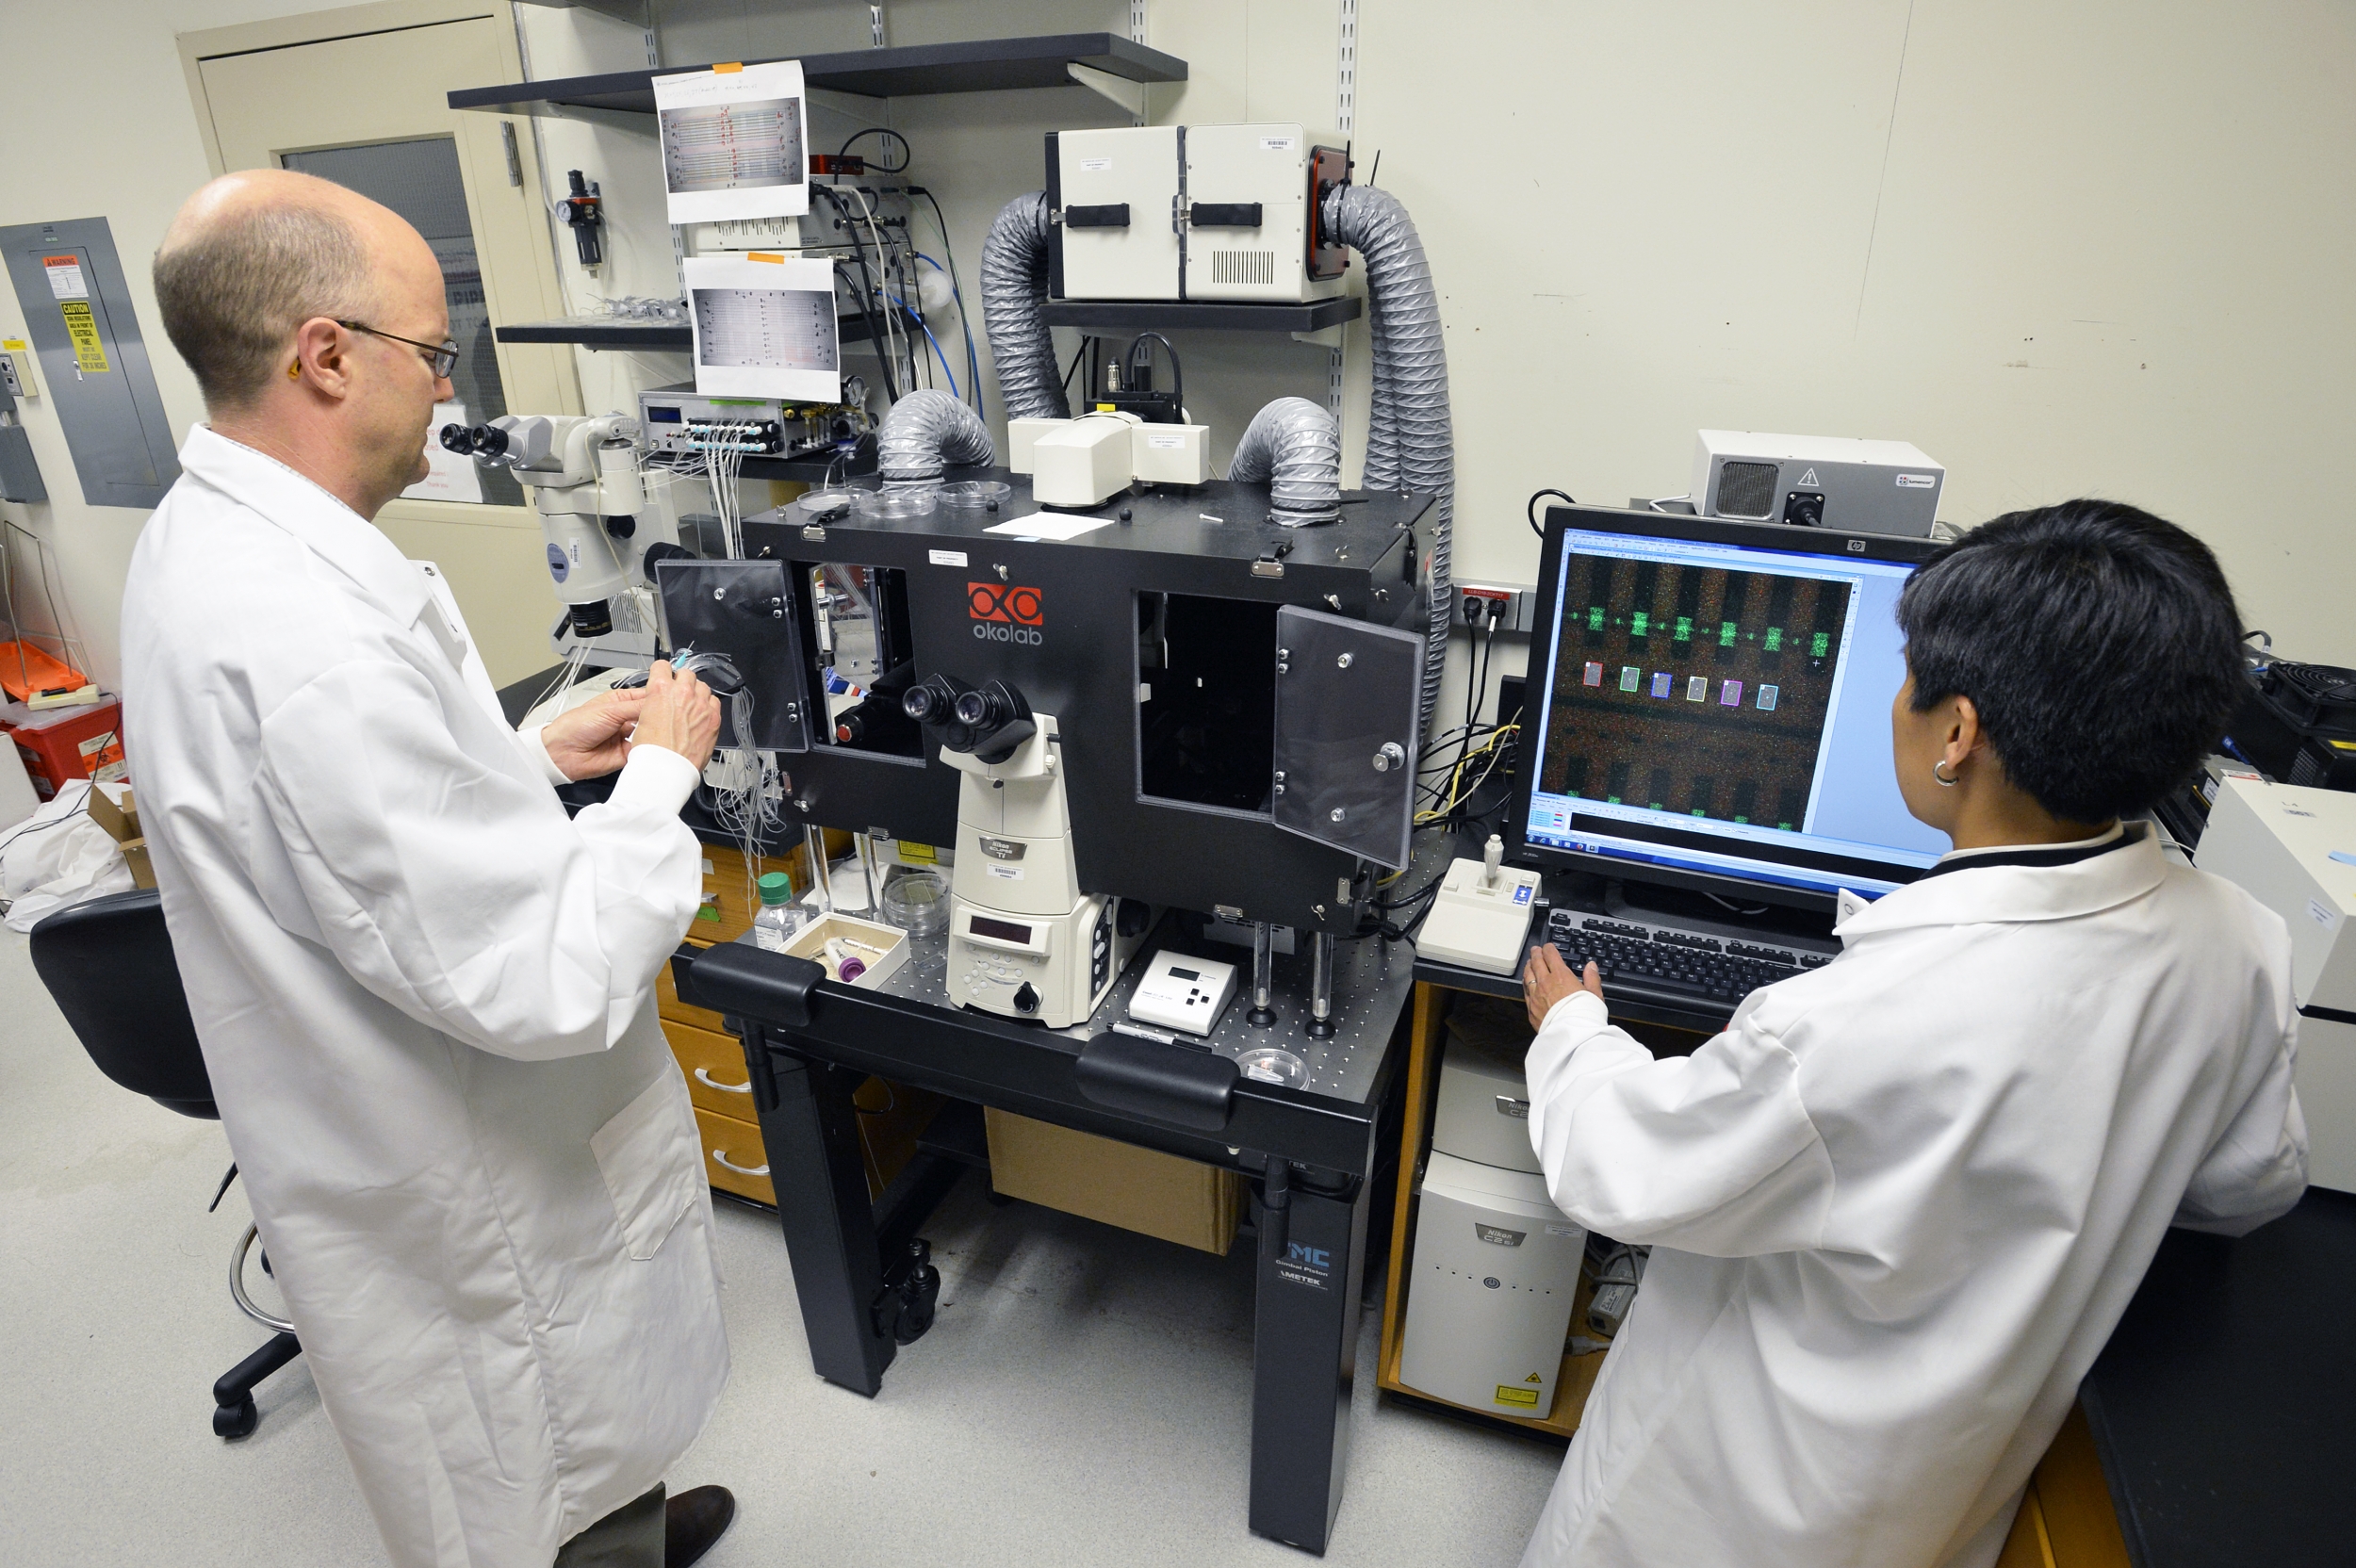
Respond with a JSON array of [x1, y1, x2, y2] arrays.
[[1932, 760, 1960, 788]]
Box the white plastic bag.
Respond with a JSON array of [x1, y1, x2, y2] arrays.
[[0, 779, 136, 932]]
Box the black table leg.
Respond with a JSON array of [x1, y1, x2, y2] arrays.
[[746, 1033, 897, 1396], [1249, 1162, 1371, 1554]]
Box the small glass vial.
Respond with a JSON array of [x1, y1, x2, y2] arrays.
[[751, 871, 804, 952]]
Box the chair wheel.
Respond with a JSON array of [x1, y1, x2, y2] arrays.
[[214, 1396, 258, 1440]]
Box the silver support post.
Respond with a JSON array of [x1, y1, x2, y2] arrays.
[[804, 824, 834, 913], [1248, 920, 1277, 1026], [855, 831, 884, 914], [1306, 931, 1335, 1037]]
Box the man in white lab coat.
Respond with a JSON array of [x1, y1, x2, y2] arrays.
[[1515, 501, 2307, 1568], [122, 170, 737, 1568]]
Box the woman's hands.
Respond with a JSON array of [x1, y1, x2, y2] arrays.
[[629, 657, 724, 772], [1523, 942, 1604, 1034]]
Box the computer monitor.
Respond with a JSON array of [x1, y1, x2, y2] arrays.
[[1509, 504, 1949, 909]]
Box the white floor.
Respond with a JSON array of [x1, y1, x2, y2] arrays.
[[0, 927, 1562, 1567]]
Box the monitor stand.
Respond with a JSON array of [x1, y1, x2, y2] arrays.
[[1604, 874, 1841, 955]]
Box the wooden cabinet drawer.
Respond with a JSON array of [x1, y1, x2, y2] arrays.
[[687, 833, 851, 943], [657, 941, 728, 1031], [666, 1019, 759, 1118], [694, 1106, 775, 1205]]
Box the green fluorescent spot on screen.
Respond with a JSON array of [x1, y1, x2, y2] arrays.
[[1675, 616, 1693, 643], [1719, 621, 1737, 646], [1811, 631, 1831, 657], [1631, 612, 1649, 636], [1764, 628, 1783, 652]]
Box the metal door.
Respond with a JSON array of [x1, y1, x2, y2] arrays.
[[657, 558, 813, 754], [1270, 606, 1423, 869]]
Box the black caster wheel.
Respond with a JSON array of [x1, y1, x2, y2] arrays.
[[214, 1396, 259, 1440]]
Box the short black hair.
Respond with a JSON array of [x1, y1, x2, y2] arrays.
[[1895, 499, 2245, 822]]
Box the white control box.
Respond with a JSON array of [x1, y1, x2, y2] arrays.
[[1691, 430, 1944, 537], [1181, 123, 1348, 303], [1432, 1028, 1543, 1175], [2198, 776, 2356, 1013], [1417, 854, 1543, 975], [1052, 125, 1182, 302], [1399, 1152, 1585, 1419], [1050, 123, 1350, 303], [1007, 413, 1212, 505], [1129, 950, 1238, 1035]]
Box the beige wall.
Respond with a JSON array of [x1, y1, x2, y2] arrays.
[[4, 0, 2350, 710]]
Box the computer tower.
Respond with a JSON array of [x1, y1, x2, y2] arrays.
[[1399, 1016, 1585, 1419], [1399, 1152, 1586, 1419]]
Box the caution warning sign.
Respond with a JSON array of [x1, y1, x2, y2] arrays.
[[58, 300, 108, 373]]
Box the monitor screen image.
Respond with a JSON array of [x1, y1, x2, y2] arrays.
[[1516, 509, 1948, 900]]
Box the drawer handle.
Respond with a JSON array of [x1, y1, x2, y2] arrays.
[[712, 1149, 770, 1178], [694, 1066, 752, 1094]]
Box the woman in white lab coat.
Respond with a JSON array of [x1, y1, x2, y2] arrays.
[[1515, 499, 2307, 1568]]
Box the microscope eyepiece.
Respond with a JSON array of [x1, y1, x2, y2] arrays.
[[902, 684, 947, 725], [951, 689, 997, 728]]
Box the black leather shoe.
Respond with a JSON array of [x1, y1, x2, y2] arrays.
[[665, 1485, 736, 1568]]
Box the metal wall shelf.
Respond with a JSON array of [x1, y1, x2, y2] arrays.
[[448, 33, 1185, 118], [1039, 296, 1362, 334], [497, 319, 690, 351]]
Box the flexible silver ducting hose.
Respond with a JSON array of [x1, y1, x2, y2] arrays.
[[1323, 183, 1453, 733], [876, 389, 995, 489], [1228, 397, 1341, 525], [980, 191, 1070, 423]]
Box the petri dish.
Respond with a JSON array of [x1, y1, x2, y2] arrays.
[[794, 489, 855, 525], [1235, 1048, 1306, 1087], [879, 869, 950, 937], [936, 480, 1013, 511], [852, 486, 940, 520]]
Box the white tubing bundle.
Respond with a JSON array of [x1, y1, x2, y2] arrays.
[[1229, 398, 1341, 525], [877, 389, 994, 489], [1322, 183, 1453, 734], [980, 191, 1070, 422]]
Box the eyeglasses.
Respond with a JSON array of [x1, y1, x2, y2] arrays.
[[335, 319, 460, 379]]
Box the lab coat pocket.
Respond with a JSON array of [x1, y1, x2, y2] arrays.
[[590, 1073, 703, 1262]]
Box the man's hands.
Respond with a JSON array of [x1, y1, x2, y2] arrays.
[[539, 684, 649, 782], [537, 660, 722, 781], [1523, 942, 1604, 1034], [629, 658, 724, 772]]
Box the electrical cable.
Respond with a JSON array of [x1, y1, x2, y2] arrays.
[[838, 184, 909, 390], [1528, 487, 1576, 540], [912, 187, 984, 416], [829, 257, 900, 402], [838, 127, 911, 173], [888, 294, 960, 400]]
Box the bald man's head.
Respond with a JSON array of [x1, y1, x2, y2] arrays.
[[153, 171, 388, 413]]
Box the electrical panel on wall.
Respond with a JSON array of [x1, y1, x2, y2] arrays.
[[0, 218, 180, 509]]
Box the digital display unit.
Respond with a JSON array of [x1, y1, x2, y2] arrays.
[[1509, 505, 1948, 906]]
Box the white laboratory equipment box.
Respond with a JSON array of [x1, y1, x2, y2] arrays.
[[1398, 1151, 1586, 1419]]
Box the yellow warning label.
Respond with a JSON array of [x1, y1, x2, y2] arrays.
[[897, 841, 939, 863], [1525, 1372, 1544, 1381], [58, 301, 107, 372], [1495, 1385, 1540, 1408]]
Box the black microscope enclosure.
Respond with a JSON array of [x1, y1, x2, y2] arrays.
[[686, 472, 1436, 936]]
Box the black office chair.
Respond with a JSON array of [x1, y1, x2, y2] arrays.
[[28, 887, 304, 1439]]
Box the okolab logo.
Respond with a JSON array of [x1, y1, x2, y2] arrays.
[[969, 580, 1045, 645]]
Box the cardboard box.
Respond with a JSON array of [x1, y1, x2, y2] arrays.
[[782, 911, 910, 988], [85, 783, 155, 890], [984, 1107, 1244, 1255]]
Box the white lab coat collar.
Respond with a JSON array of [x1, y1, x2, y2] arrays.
[[1835, 825, 2168, 941], [175, 426, 432, 629]]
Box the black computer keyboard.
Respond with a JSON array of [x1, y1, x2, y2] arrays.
[[1546, 909, 1830, 1012]]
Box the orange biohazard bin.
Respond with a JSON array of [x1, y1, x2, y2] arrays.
[[6, 699, 124, 800]]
